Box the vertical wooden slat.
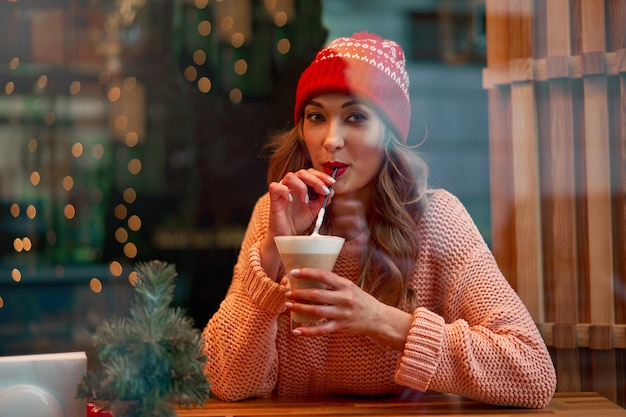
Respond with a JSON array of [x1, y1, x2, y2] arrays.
[[486, 0, 516, 290], [580, 0, 617, 402], [486, 0, 511, 66], [543, 0, 581, 392], [617, 59, 626, 326], [487, 87, 516, 286], [608, 0, 626, 327], [510, 82, 543, 322], [580, 0, 614, 326], [508, 0, 543, 323], [545, 0, 579, 330]]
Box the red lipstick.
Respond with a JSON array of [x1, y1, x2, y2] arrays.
[[322, 162, 348, 177]]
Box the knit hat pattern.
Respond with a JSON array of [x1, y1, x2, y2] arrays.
[[294, 31, 411, 143]]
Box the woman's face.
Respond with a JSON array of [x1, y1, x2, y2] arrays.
[[302, 94, 385, 199]]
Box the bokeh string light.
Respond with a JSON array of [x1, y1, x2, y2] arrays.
[[1, 0, 296, 305]]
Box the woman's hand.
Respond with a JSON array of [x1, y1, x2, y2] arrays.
[[267, 168, 335, 237], [284, 268, 413, 351], [260, 169, 335, 281]]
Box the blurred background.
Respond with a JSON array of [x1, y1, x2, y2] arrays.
[[0, 0, 489, 357]]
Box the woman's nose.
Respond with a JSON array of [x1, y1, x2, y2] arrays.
[[323, 120, 345, 150]]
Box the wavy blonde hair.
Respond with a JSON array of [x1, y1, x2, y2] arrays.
[[264, 121, 428, 311]]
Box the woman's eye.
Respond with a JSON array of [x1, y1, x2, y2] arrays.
[[306, 112, 324, 122], [346, 112, 367, 122]]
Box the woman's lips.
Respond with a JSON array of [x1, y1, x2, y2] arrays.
[[322, 163, 348, 178]]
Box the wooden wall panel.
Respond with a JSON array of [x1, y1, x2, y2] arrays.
[[484, 0, 625, 406]]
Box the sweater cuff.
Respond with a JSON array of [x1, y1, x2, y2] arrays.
[[240, 242, 288, 315], [395, 307, 445, 392]]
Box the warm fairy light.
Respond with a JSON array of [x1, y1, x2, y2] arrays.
[[184, 66, 197, 82], [229, 88, 243, 104], [90, 278, 103, 293], [114, 204, 127, 220], [128, 215, 141, 231], [231, 32, 244, 48], [22, 237, 32, 251], [128, 271, 140, 286], [221, 15, 234, 31], [28, 139, 38, 152], [193, 49, 207, 65], [26, 205, 36, 219], [274, 11, 287, 27], [4, 82, 14, 95], [92, 144, 104, 160], [64, 204, 76, 220], [234, 59, 248, 75], [124, 242, 138, 258], [277, 38, 291, 54], [9, 57, 19, 70], [62, 175, 74, 191], [123, 76, 137, 91], [128, 158, 142, 175], [125, 132, 139, 147], [0, 297, 4, 309], [71, 142, 84, 157], [30, 171, 41, 186], [109, 261, 123, 277], [264, 0, 277, 9], [10, 203, 20, 217], [11, 268, 21, 283], [115, 227, 128, 243], [37, 75, 48, 89], [123, 187, 136, 204], [69, 81, 81, 95], [198, 77, 212, 93], [13, 238, 23, 252], [198, 20, 211, 36], [44, 112, 55, 126], [115, 115, 128, 131], [108, 86, 121, 102]]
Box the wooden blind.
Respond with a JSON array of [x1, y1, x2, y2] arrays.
[[483, 0, 626, 406]]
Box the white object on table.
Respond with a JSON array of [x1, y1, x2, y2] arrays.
[[0, 351, 87, 417]]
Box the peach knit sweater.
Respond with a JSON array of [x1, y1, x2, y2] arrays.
[[202, 189, 557, 408]]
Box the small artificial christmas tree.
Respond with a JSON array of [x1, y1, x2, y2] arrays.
[[77, 260, 211, 417]]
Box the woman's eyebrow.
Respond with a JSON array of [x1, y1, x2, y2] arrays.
[[306, 99, 365, 109]]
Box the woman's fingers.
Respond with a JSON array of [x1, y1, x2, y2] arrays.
[[280, 169, 334, 205]]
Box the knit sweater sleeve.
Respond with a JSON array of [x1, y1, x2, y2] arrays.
[[394, 190, 556, 408], [201, 194, 288, 401]]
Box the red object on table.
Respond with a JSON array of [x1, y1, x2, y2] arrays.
[[87, 402, 113, 417]]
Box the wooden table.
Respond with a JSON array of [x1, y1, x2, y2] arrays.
[[175, 391, 626, 416]]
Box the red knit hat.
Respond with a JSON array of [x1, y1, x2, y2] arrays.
[[294, 31, 411, 143]]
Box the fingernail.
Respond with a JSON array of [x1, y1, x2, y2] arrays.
[[284, 290, 292, 298], [292, 329, 302, 336], [290, 269, 300, 276], [285, 301, 293, 309], [322, 186, 330, 195], [288, 193, 293, 202], [304, 194, 310, 204]]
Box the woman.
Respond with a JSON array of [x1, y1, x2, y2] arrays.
[[202, 32, 557, 408]]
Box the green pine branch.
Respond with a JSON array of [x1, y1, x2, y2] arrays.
[[77, 260, 211, 416]]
